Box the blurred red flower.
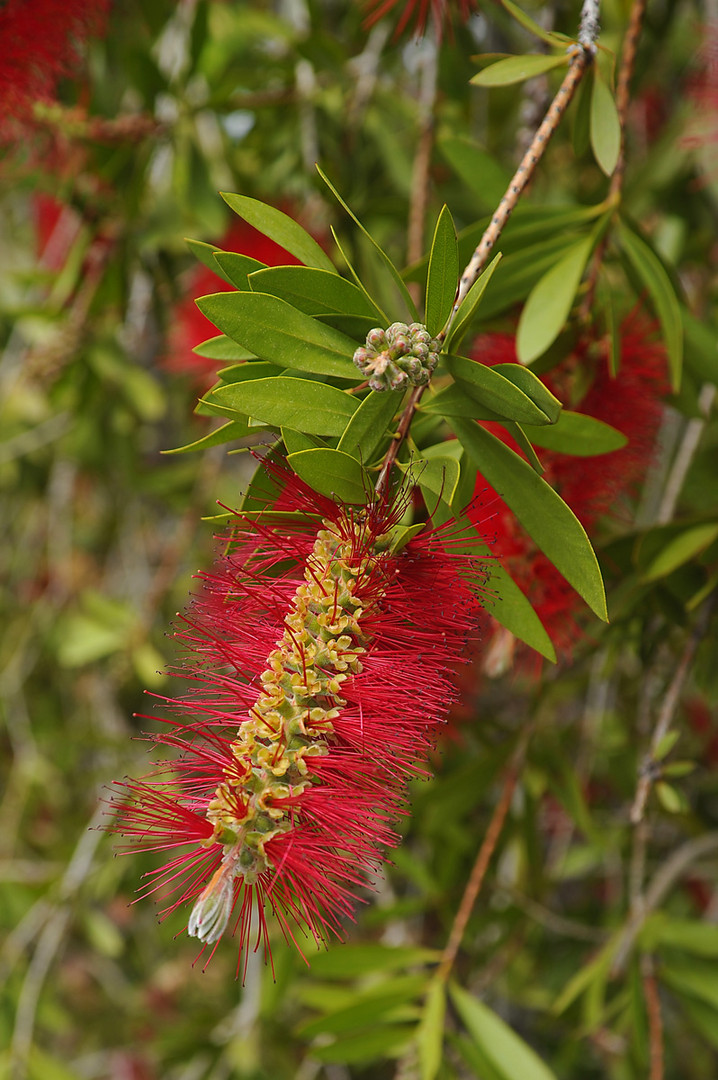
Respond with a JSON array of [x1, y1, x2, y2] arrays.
[[470, 312, 667, 660], [363, 0, 477, 41]]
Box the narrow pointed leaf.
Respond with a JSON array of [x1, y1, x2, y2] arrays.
[[492, 363, 562, 423], [471, 53, 568, 87], [498, 0, 570, 46], [502, 421, 544, 474], [590, 71, 621, 176], [193, 334, 256, 361], [213, 251, 265, 290], [425, 206, 459, 336], [162, 418, 249, 454], [317, 164, 419, 321], [446, 253, 502, 351], [439, 136, 511, 208], [337, 389, 400, 463], [447, 354, 555, 425], [526, 411, 627, 456], [516, 235, 594, 363], [185, 237, 234, 285], [212, 377, 358, 435], [451, 418, 607, 619], [450, 983, 559, 1080], [287, 448, 369, 503], [196, 292, 358, 378], [618, 222, 683, 390], [220, 192, 335, 272], [249, 266, 380, 317], [417, 980, 446, 1080]]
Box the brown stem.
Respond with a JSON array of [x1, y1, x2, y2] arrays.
[[375, 43, 595, 495], [436, 728, 531, 984], [580, 0, 648, 320], [642, 956, 664, 1080], [407, 40, 439, 286]]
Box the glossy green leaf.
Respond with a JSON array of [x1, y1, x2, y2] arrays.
[[640, 522, 718, 582], [447, 355, 555, 425], [162, 418, 249, 454], [487, 553, 556, 661], [212, 377, 357, 436], [590, 70, 621, 176], [526, 411, 627, 455], [193, 334, 256, 361], [502, 421, 544, 474], [196, 292, 358, 378], [421, 384, 496, 419], [336, 389, 400, 463], [185, 237, 234, 285], [516, 235, 594, 363], [446, 253, 502, 351], [450, 983, 559, 1080], [472, 52, 568, 87], [281, 428, 324, 455], [317, 164, 419, 321], [492, 363, 562, 423], [408, 455, 461, 509], [220, 191, 335, 272], [287, 447, 369, 503], [216, 360, 283, 384], [213, 251, 265, 290], [425, 205, 459, 337], [417, 980, 446, 1080], [452, 418, 607, 619], [618, 222, 682, 389], [248, 265, 380, 318], [331, 225, 389, 323]]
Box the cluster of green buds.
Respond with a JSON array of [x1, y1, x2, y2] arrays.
[[353, 322, 441, 392]]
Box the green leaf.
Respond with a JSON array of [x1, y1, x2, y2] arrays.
[[336, 389, 400, 463], [450, 983, 559, 1080], [492, 363, 562, 423], [572, 71, 593, 158], [407, 455, 461, 509], [451, 419, 607, 619], [645, 915, 718, 959], [446, 252, 502, 352], [287, 447, 369, 503], [216, 360, 283, 384], [656, 779, 688, 813], [417, 980, 446, 1080], [640, 522, 718, 583], [618, 222, 683, 390], [213, 251, 265, 290], [298, 976, 428, 1039], [553, 935, 620, 1015], [438, 136, 511, 210], [683, 309, 718, 385], [196, 292, 358, 379], [471, 53, 568, 87], [282, 428, 323, 455], [220, 191, 335, 272], [516, 234, 594, 364], [193, 334, 256, 361], [498, 0, 570, 46], [317, 164, 419, 321], [446, 355, 556, 425], [212, 377, 358, 436], [425, 205, 459, 337], [248, 266, 381, 318], [309, 1025, 414, 1065], [590, 70, 621, 176], [421, 384, 497, 419], [162, 418, 249, 454], [308, 945, 439, 979], [185, 237, 234, 285], [502, 421, 545, 474], [331, 225, 389, 323], [487, 552, 556, 662], [662, 960, 718, 1011], [525, 411, 627, 456]]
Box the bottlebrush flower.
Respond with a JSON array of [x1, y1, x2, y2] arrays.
[[109, 465, 485, 974], [363, 0, 477, 42], [471, 311, 667, 660], [0, 0, 109, 144], [164, 219, 304, 387]]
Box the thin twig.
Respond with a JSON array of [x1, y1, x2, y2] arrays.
[[436, 727, 531, 984], [657, 383, 717, 524], [631, 592, 717, 824], [642, 955, 665, 1080], [375, 25, 598, 495], [407, 37, 439, 280], [580, 0, 647, 319]]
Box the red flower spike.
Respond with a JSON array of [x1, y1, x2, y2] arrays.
[[470, 313, 667, 661], [109, 468, 486, 972], [363, 0, 477, 42]]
